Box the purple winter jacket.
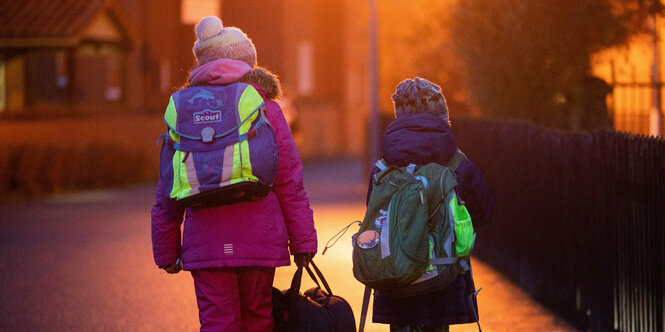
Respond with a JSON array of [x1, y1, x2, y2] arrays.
[[151, 60, 317, 270]]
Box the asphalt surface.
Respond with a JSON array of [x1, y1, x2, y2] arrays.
[[0, 158, 578, 331]]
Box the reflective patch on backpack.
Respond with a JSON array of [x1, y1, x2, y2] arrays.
[[224, 243, 234, 255], [380, 203, 392, 258], [357, 230, 379, 249], [375, 209, 389, 228]]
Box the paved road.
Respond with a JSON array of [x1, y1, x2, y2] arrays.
[[0, 159, 577, 331]]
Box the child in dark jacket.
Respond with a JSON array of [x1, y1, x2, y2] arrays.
[[366, 77, 494, 332], [151, 17, 317, 332]]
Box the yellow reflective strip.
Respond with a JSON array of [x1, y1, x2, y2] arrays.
[[235, 85, 263, 181], [169, 129, 180, 143], [164, 95, 177, 130], [240, 140, 257, 181], [169, 150, 180, 199], [170, 150, 191, 199], [229, 140, 258, 183], [232, 142, 242, 181], [237, 85, 263, 134]]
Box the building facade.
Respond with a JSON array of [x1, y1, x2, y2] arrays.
[[0, 0, 372, 159]]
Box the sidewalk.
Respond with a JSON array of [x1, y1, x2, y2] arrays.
[[294, 158, 579, 332], [0, 157, 580, 331]]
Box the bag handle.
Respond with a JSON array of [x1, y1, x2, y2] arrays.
[[372, 160, 413, 185], [288, 259, 334, 296]]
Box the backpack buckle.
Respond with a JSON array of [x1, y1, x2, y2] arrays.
[[201, 127, 215, 143], [406, 164, 416, 174]]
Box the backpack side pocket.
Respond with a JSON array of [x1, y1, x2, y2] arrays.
[[451, 191, 475, 257]]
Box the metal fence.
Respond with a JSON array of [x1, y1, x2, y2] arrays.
[[452, 118, 665, 332]]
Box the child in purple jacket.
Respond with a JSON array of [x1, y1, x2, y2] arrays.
[[151, 16, 317, 332], [366, 78, 494, 332]]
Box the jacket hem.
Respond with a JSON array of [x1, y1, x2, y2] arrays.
[[183, 258, 290, 271]]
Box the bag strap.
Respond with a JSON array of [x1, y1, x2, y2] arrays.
[[288, 264, 304, 295], [358, 285, 372, 332], [308, 260, 333, 295], [466, 263, 483, 332], [322, 220, 362, 255], [288, 259, 333, 296], [377, 150, 465, 174], [444, 149, 467, 171], [375, 159, 388, 171], [429, 257, 459, 265]]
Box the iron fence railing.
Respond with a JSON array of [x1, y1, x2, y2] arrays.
[[453, 118, 665, 332]]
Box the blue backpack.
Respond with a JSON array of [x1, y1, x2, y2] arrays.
[[157, 83, 279, 209]]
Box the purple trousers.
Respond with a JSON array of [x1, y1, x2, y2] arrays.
[[191, 266, 275, 332]]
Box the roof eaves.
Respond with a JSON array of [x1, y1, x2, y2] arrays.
[[0, 37, 79, 48], [74, 0, 142, 49]]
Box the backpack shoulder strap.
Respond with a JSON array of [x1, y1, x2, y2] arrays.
[[444, 149, 467, 171], [375, 159, 389, 171]]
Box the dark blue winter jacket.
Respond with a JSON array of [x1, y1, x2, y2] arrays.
[[366, 113, 494, 326]]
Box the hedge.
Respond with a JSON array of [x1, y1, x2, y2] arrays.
[[1, 142, 157, 197]]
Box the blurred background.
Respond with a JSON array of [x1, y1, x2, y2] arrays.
[[1, 0, 664, 163], [1, 1, 664, 331]]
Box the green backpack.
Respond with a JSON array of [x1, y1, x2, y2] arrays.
[[352, 150, 475, 297]]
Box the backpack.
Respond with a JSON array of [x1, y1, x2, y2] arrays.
[[157, 83, 279, 209], [352, 150, 475, 297]]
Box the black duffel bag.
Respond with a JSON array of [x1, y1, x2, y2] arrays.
[[272, 260, 356, 332]]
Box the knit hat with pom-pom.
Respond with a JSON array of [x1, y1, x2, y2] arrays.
[[193, 16, 257, 67], [392, 77, 449, 122]]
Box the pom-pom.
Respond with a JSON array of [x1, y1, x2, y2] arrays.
[[196, 16, 223, 41]]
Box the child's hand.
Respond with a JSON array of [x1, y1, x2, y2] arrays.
[[294, 253, 314, 268], [161, 259, 182, 274]]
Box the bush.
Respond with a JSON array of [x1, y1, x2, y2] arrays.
[[1, 142, 158, 197], [14, 144, 50, 196]]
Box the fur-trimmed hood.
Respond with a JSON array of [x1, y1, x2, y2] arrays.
[[188, 59, 282, 100], [239, 67, 281, 100]]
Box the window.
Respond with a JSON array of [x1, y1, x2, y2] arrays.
[[297, 41, 314, 97], [75, 44, 123, 103]]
